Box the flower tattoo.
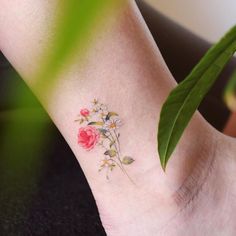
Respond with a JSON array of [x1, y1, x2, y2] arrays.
[[78, 126, 100, 151], [75, 99, 135, 181]]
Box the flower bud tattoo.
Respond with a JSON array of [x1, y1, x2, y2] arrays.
[[75, 99, 135, 181]]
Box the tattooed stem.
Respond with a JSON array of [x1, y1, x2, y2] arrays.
[[116, 147, 135, 184], [108, 130, 135, 184], [114, 130, 121, 153], [77, 99, 135, 183]]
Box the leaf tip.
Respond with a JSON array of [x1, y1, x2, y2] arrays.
[[158, 147, 167, 172], [160, 161, 167, 172]]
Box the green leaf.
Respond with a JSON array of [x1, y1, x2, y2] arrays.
[[109, 140, 116, 148], [110, 163, 116, 171], [122, 156, 135, 165], [224, 70, 236, 112], [98, 129, 108, 138], [158, 25, 236, 170], [88, 122, 104, 126], [106, 112, 118, 120], [104, 150, 116, 157], [98, 128, 107, 135], [98, 128, 107, 133]]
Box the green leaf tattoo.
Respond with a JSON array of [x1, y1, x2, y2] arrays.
[[122, 156, 135, 165], [104, 149, 117, 157]]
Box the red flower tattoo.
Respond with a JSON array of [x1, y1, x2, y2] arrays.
[[80, 108, 90, 117], [78, 126, 100, 151]]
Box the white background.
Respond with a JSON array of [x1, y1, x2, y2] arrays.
[[147, 0, 236, 42]]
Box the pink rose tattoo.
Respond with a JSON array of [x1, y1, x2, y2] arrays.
[[80, 108, 90, 117], [75, 99, 135, 181], [78, 126, 100, 150]]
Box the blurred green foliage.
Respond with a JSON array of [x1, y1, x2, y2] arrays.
[[0, 0, 124, 229], [35, 0, 122, 96], [224, 70, 236, 112]]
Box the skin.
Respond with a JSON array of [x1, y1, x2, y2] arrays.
[[224, 112, 236, 137], [1, 0, 236, 235]]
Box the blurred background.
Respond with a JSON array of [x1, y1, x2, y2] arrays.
[[148, 0, 236, 42]]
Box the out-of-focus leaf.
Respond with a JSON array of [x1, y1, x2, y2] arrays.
[[34, 0, 123, 96], [0, 66, 52, 229], [0, 108, 49, 123], [224, 70, 236, 112]]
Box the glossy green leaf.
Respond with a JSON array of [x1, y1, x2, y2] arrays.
[[158, 25, 236, 170]]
